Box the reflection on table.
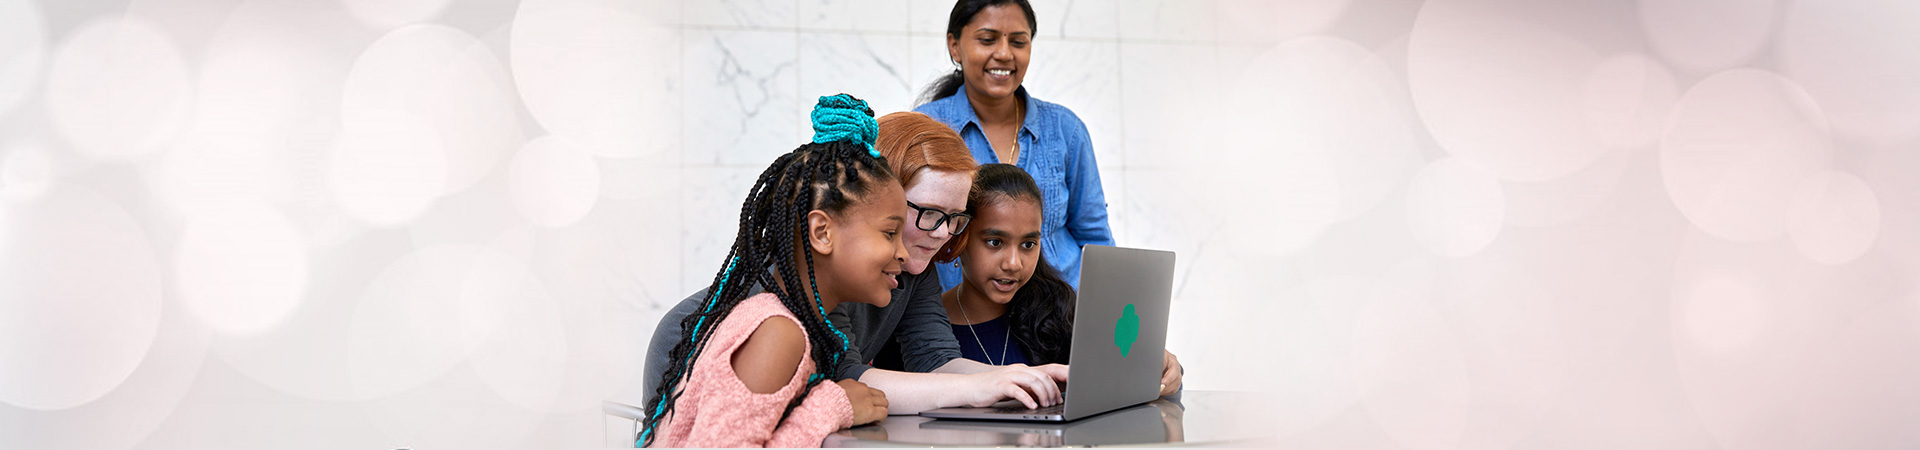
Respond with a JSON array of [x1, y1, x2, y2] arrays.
[[825, 390, 1277, 447]]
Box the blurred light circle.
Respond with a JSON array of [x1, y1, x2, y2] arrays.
[[400, 181, 528, 257], [1229, 37, 1419, 224], [1215, 0, 1352, 42], [1787, 171, 1881, 265], [358, 364, 545, 448], [509, 136, 602, 228], [455, 249, 569, 413], [1667, 269, 1791, 449], [176, 205, 310, 335], [1499, 145, 1631, 228], [1433, 257, 1572, 449], [0, 286, 211, 450], [1408, 1, 1612, 182], [190, 38, 334, 151], [1792, 297, 1920, 447], [1660, 69, 1832, 243], [327, 110, 448, 226], [162, 0, 373, 248], [1352, 269, 1470, 450], [150, 30, 342, 219], [1677, 276, 1767, 355], [45, 16, 192, 162], [1204, 147, 1340, 258], [342, 24, 522, 196], [346, 245, 486, 399], [213, 238, 387, 402], [1779, 0, 1920, 144], [1258, 276, 1368, 436], [1668, 225, 1894, 449], [0, 188, 163, 410], [1668, 269, 1794, 447], [0, 0, 47, 117], [151, 135, 283, 219], [1637, 0, 1779, 72], [1582, 53, 1678, 150], [1405, 157, 1506, 258], [511, 0, 679, 158], [1, 139, 53, 200], [340, 0, 453, 29], [595, 151, 682, 202]]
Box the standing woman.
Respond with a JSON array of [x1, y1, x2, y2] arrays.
[[916, 0, 1114, 290]]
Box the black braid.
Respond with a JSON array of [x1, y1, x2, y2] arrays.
[[639, 139, 896, 447], [775, 149, 834, 421], [640, 152, 790, 446], [775, 140, 886, 421]]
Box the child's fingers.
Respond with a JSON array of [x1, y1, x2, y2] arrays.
[[1026, 366, 1064, 405], [1004, 383, 1038, 409], [870, 387, 889, 409], [1019, 371, 1061, 406], [1038, 363, 1070, 383]]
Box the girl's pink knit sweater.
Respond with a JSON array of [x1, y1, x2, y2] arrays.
[[651, 293, 854, 447]]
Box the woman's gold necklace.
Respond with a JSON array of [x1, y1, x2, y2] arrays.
[[1008, 99, 1024, 164]]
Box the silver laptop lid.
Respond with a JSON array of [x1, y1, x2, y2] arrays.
[[1062, 245, 1175, 420]]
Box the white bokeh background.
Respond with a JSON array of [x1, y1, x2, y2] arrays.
[[1, 0, 1917, 448]]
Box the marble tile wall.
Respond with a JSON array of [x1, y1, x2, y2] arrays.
[[659, 0, 1277, 294], [10, 0, 1919, 447], [645, 0, 1451, 410], [631, 3, 1287, 419], [650, 3, 1279, 403]]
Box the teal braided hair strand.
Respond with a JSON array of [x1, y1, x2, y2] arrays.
[[810, 93, 880, 158]]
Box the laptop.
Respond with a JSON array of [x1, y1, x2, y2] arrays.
[[920, 245, 1175, 422], [917, 399, 1179, 445]]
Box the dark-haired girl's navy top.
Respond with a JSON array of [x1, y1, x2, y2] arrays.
[[917, 86, 1114, 292], [950, 315, 1031, 366]]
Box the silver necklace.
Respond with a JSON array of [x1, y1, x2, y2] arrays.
[[956, 291, 1009, 366]]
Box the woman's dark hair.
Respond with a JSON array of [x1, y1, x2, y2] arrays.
[[960, 163, 1074, 365], [637, 112, 896, 447], [918, 0, 1038, 105]]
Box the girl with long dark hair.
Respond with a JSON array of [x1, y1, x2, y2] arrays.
[[941, 164, 1184, 396]]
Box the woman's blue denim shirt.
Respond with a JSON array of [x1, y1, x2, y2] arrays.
[[916, 86, 1115, 290]]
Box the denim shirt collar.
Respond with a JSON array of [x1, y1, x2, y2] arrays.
[[934, 84, 1043, 142]]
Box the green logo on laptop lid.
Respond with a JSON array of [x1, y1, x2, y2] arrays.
[[1115, 303, 1140, 357]]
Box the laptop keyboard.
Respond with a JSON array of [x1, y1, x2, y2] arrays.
[[992, 403, 1065, 415]]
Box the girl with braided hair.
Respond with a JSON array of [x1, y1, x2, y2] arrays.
[[639, 94, 901, 447], [645, 111, 1073, 425]]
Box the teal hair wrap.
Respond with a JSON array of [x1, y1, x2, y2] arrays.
[[810, 94, 881, 158]]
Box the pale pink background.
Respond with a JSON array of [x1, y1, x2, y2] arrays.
[[1, 0, 1916, 448]]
